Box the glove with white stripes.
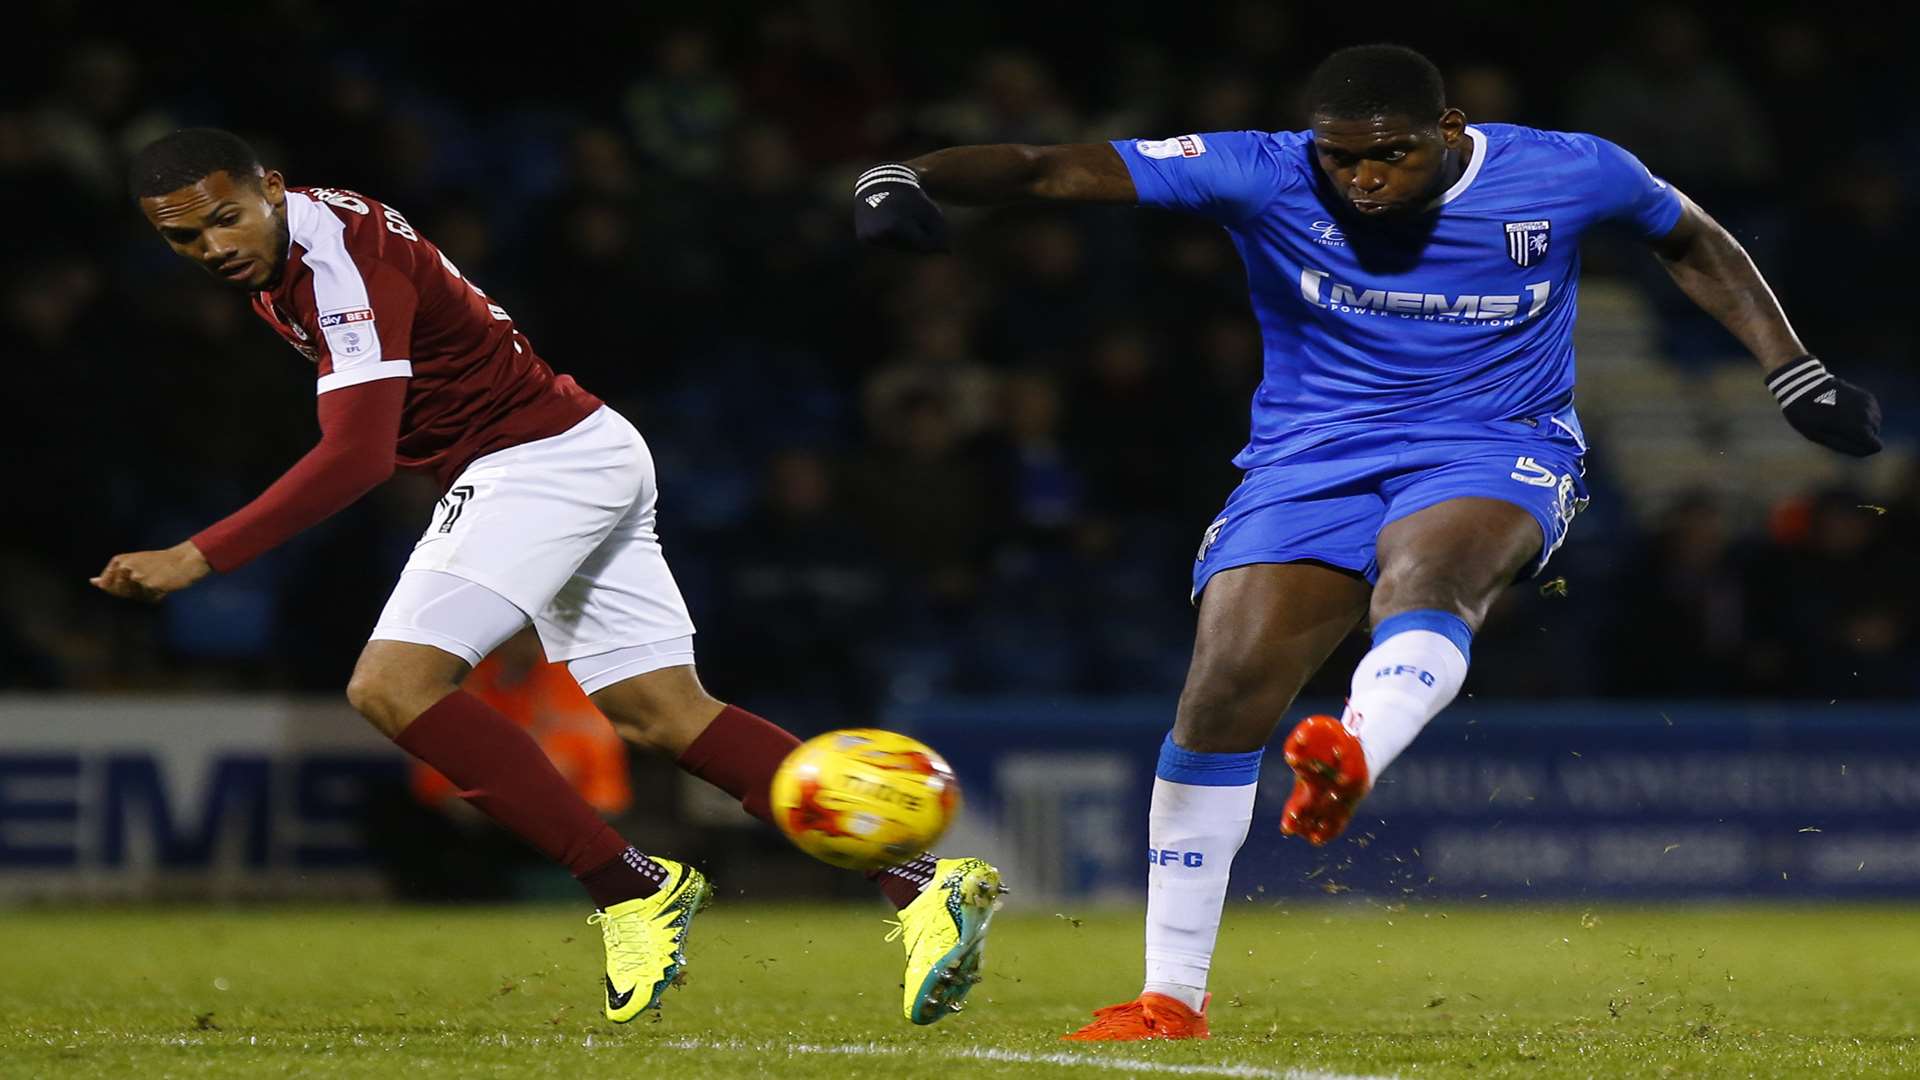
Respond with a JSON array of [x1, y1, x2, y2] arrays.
[[853, 163, 949, 253], [1767, 355, 1883, 457]]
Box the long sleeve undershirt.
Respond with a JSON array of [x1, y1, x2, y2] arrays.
[[191, 377, 406, 572]]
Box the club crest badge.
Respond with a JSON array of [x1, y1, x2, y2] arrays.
[[1505, 220, 1550, 267]]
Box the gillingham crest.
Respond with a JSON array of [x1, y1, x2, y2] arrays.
[[1505, 219, 1551, 267]]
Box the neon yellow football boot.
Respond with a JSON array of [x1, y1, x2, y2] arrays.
[[885, 857, 1005, 1024], [586, 858, 711, 1022]]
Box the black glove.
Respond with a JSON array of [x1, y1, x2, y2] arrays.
[[1767, 355, 1883, 457], [853, 163, 949, 252]]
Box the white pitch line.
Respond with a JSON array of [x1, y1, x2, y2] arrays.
[[658, 1037, 1397, 1080]]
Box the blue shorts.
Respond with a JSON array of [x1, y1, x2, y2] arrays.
[[1192, 420, 1589, 599]]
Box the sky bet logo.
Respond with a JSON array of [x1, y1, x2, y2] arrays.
[[317, 308, 374, 328], [1148, 848, 1205, 867], [1376, 664, 1438, 687], [1299, 269, 1551, 326]]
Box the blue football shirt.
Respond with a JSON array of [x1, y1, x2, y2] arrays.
[[1113, 124, 1683, 467]]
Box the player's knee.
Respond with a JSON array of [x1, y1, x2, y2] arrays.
[[600, 699, 672, 751], [606, 709, 717, 757], [1372, 561, 1487, 627], [344, 671, 403, 734], [590, 671, 722, 756], [345, 668, 446, 738], [607, 716, 680, 755], [1174, 664, 1299, 752]]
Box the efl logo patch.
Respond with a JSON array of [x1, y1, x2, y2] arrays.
[[1505, 220, 1550, 267], [320, 308, 378, 360], [1136, 134, 1208, 160]]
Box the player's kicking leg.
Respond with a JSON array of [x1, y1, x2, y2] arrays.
[[584, 663, 1004, 1024], [492, 405, 1000, 1024], [1065, 562, 1369, 1041], [355, 406, 735, 1023], [1281, 496, 1548, 846], [348, 611, 707, 1024]]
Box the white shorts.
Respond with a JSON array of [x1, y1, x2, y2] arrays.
[[370, 405, 697, 667]]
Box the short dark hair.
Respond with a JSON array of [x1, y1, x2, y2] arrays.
[[1305, 44, 1446, 123], [129, 128, 263, 199]]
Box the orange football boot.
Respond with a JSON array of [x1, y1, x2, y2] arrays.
[[1062, 991, 1210, 1041], [1280, 714, 1370, 845]]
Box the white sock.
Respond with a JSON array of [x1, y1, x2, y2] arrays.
[[1140, 736, 1260, 1012], [1342, 610, 1472, 779]]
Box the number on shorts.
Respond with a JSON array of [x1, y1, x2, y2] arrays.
[[1509, 456, 1558, 487], [436, 485, 475, 534]]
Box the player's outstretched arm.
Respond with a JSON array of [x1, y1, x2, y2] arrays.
[[90, 378, 406, 603], [1652, 192, 1882, 456], [853, 144, 1134, 252], [907, 144, 1136, 206]]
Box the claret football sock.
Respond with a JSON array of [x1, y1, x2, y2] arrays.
[[393, 690, 651, 900], [868, 851, 940, 909], [1141, 735, 1260, 1012], [675, 704, 800, 824], [1342, 609, 1472, 778], [577, 845, 672, 908]]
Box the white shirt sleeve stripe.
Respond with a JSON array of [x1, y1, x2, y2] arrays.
[[286, 191, 386, 376], [315, 359, 412, 395]]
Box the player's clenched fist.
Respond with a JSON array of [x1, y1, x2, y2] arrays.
[[91, 541, 213, 602], [1766, 355, 1883, 458], [853, 163, 949, 252]]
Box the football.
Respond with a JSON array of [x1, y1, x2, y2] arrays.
[[769, 728, 961, 871]]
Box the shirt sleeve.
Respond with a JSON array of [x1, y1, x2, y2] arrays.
[[1110, 131, 1290, 226], [1580, 135, 1684, 240], [189, 378, 404, 572], [299, 214, 419, 395]]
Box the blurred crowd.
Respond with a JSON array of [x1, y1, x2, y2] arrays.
[[5, 2, 1917, 718]]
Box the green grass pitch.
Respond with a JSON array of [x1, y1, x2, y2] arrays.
[[2, 902, 1916, 1078]]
